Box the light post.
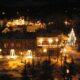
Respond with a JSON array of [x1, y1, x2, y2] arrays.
[[0, 49, 3, 58], [9, 49, 17, 59], [66, 69, 70, 74], [25, 50, 33, 66], [56, 38, 59, 63], [0, 49, 2, 55], [48, 38, 53, 45], [61, 47, 67, 67], [43, 48, 48, 60], [20, 52, 23, 62], [39, 38, 43, 45], [64, 68, 70, 80], [32, 51, 34, 67], [48, 38, 53, 61], [64, 20, 69, 26]]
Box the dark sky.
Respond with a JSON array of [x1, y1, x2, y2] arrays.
[[0, 0, 80, 7], [0, 0, 80, 18]]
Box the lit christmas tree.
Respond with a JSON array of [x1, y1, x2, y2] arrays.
[[67, 28, 76, 46]]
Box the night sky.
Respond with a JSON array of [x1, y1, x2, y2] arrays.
[[0, 0, 80, 7], [0, 0, 80, 35], [0, 0, 80, 20]]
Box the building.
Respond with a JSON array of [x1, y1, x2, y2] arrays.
[[0, 32, 36, 55]]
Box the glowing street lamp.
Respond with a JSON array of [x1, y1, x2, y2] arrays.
[[60, 47, 67, 67], [8, 49, 17, 59], [63, 48, 67, 56], [24, 50, 33, 64], [0, 49, 3, 58], [55, 38, 58, 43], [43, 48, 47, 53], [66, 69, 70, 74], [0, 49, 2, 52], [55, 38, 59, 63], [10, 49, 15, 56], [48, 38, 53, 45], [20, 52, 23, 56], [60, 47, 67, 56], [39, 38, 43, 44], [27, 50, 33, 59], [20, 52, 23, 62], [64, 20, 68, 25], [0, 49, 2, 55]]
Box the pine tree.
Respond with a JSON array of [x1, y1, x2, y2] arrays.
[[67, 28, 76, 46], [40, 60, 54, 80], [69, 56, 77, 75], [21, 63, 30, 80]]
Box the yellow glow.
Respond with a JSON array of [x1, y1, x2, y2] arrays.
[[60, 47, 67, 56], [64, 21, 68, 25], [0, 55, 3, 58], [20, 52, 23, 55], [39, 38, 43, 44], [43, 48, 47, 53], [67, 59, 71, 63], [10, 49, 15, 56], [66, 69, 69, 74], [6, 49, 17, 59], [63, 48, 67, 53], [2, 28, 10, 33], [8, 60, 23, 69], [63, 48, 67, 56], [0, 49, 2, 52], [23, 50, 33, 64], [66, 56, 72, 63], [6, 55, 17, 59], [55, 38, 58, 42], [25, 50, 33, 59], [25, 56, 33, 59], [9, 56, 17, 59], [27, 50, 32, 53], [48, 38, 53, 44]]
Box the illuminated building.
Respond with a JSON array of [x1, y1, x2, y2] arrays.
[[0, 27, 77, 60], [4, 18, 46, 33], [36, 33, 69, 59], [0, 33, 36, 55]]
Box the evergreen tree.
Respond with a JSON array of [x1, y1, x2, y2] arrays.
[[61, 56, 77, 80], [67, 28, 76, 46], [21, 63, 30, 80], [69, 56, 77, 75], [40, 60, 54, 80]]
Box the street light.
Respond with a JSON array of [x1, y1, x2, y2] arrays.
[[43, 48, 47, 53], [64, 68, 70, 80], [39, 38, 43, 45], [9, 49, 17, 59], [0, 49, 3, 58], [60, 47, 67, 67], [0, 49, 2, 55], [24, 50, 33, 64], [43, 48, 48, 60], [64, 20, 68, 26], [56, 38, 59, 63], [20, 52, 23, 62], [66, 69, 70, 74], [48, 38, 53, 45], [62, 48, 67, 57]]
